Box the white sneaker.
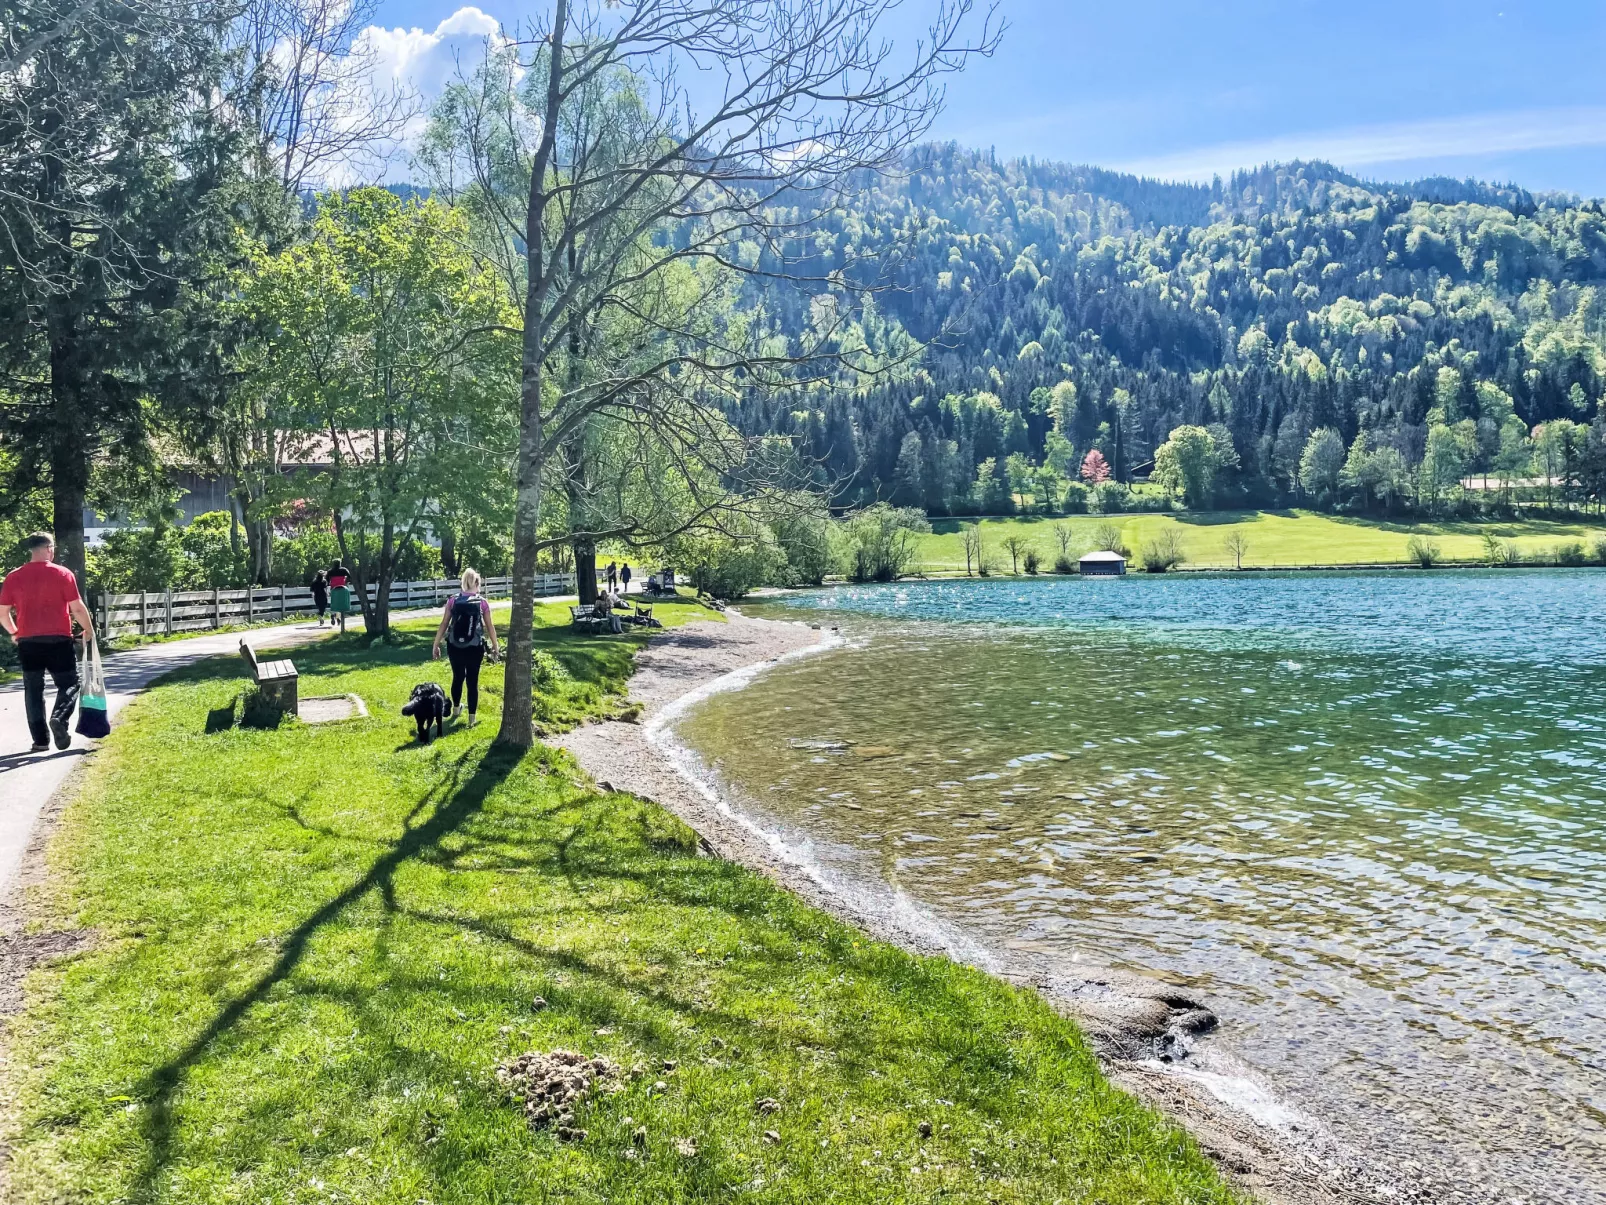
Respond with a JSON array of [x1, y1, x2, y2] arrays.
[[452, 704, 463, 720], [468, 713, 477, 728]]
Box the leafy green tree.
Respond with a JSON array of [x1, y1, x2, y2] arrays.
[[1419, 422, 1477, 511], [0, 0, 240, 587], [1004, 452, 1037, 513], [1088, 480, 1128, 514], [1340, 434, 1408, 513], [235, 189, 517, 636], [1533, 420, 1583, 508], [1298, 428, 1346, 505], [178, 511, 249, 587], [1153, 425, 1221, 508], [892, 432, 925, 507], [417, 1, 992, 748], [843, 505, 930, 582]]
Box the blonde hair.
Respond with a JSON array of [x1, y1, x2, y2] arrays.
[[460, 567, 483, 594]]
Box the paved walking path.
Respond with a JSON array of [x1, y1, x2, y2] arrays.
[[0, 617, 374, 901]]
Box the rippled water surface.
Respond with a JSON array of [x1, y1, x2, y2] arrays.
[[676, 573, 1606, 1202]]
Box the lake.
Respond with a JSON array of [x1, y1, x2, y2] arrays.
[[673, 572, 1606, 1203]]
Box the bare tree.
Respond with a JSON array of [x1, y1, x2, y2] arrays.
[[1001, 533, 1028, 575], [961, 521, 980, 576], [421, 0, 997, 748], [1223, 530, 1248, 569], [1053, 521, 1075, 556]]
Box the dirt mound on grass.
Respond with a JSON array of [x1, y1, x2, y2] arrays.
[[496, 1049, 621, 1139]]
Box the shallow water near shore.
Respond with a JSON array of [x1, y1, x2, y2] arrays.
[[674, 571, 1606, 1203]]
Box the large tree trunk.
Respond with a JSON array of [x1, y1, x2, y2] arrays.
[[439, 524, 458, 578], [497, 376, 543, 748], [50, 450, 87, 596], [497, 0, 563, 751], [47, 315, 88, 593], [373, 519, 394, 637], [573, 536, 597, 605]]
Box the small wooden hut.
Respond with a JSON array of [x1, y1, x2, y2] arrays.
[[1078, 550, 1127, 576]]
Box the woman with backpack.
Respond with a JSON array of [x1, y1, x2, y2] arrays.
[[432, 568, 500, 726]]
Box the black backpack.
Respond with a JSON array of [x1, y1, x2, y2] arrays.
[[446, 594, 484, 648]]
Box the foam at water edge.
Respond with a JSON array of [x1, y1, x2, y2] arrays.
[[645, 625, 1002, 974]]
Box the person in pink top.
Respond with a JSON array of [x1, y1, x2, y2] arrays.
[[0, 533, 97, 751], [431, 568, 499, 727]]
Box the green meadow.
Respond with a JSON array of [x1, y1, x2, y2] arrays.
[[915, 510, 1606, 572]]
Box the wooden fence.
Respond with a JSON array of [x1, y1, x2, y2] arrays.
[[97, 573, 575, 638]]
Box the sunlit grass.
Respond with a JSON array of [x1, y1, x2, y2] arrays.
[[916, 509, 1606, 572], [6, 602, 1232, 1204]]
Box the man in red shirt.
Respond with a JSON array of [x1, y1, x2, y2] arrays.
[[0, 533, 97, 751]]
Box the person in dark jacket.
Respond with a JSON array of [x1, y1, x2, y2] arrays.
[[310, 570, 329, 626]]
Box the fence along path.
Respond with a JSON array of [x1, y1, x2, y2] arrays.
[[97, 573, 575, 637]]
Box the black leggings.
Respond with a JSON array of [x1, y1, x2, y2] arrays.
[[447, 644, 484, 713]]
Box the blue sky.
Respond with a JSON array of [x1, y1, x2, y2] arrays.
[[360, 0, 1606, 197]]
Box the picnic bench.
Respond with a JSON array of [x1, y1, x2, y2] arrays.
[[569, 603, 659, 634], [569, 604, 611, 635], [240, 640, 299, 715]]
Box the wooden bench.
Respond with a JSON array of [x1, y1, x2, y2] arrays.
[[569, 604, 609, 635], [240, 640, 299, 715]]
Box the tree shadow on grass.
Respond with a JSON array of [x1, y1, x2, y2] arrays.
[[1320, 511, 1605, 538], [128, 743, 523, 1203], [1167, 509, 1285, 527]]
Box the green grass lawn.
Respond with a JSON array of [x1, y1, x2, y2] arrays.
[[917, 509, 1606, 572], [5, 599, 1232, 1204]]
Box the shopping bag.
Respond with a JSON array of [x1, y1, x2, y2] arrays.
[[75, 638, 110, 739]]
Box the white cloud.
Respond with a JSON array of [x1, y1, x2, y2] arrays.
[[321, 6, 506, 183], [356, 5, 503, 102], [1118, 107, 1606, 183]]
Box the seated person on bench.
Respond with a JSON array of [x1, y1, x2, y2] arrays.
[[593, 592, 623, 633]]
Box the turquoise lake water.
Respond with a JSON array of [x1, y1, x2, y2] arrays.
[[675, 572, 1606, 1203]]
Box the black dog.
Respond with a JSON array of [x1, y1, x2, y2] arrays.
[[402, 682, 448, 743]]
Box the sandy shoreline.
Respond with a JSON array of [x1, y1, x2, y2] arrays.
[[554, 610, 1478, 1205]]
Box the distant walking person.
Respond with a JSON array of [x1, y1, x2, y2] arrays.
[[433, 568, 500, 727], [605, 560, 618, 593], [327, 561, 352, 632], [0, 533, 96, 752], [620, 562, 632, 594], [310, 569, 329, 627]]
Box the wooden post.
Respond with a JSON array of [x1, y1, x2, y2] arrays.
[[279, 585, 286, 620], [139, 590, 148, 635], [164, 590, 173, 635], [212, 587, 221, 629], [246, 588, 254, 625]]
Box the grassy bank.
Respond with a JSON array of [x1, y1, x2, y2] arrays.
[[4, 601, 1232, 1203], [917, 509, 1606, 572]]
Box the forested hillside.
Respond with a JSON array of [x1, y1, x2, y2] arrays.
[[732, 148, 1606, 514]]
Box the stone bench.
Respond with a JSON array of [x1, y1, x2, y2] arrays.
[[240, 640, 299, 715]]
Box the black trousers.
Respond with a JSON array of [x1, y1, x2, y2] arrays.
[[447, 644, 484, 713], [17, 636, 79, 745]]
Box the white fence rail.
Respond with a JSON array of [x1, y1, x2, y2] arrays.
[[97, 573, 575, 637]]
